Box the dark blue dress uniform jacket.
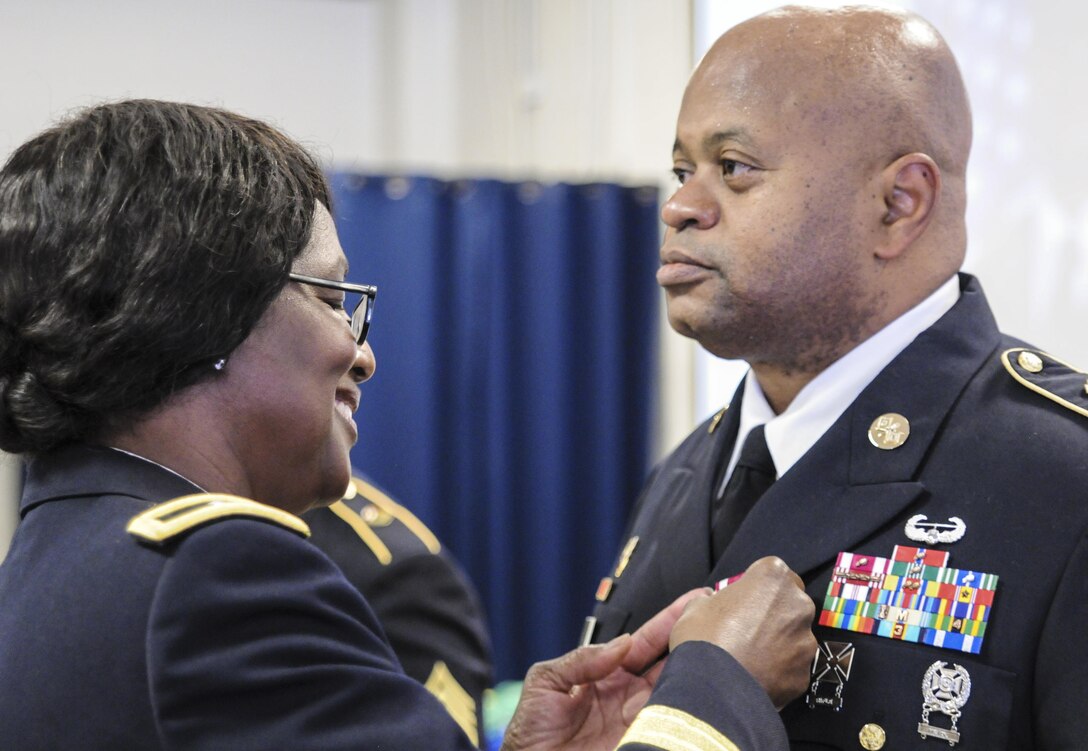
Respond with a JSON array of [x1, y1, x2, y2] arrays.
[[0, 445, 788, 750], [588, 275, 1088, 750], [305, 478, 494, 746]]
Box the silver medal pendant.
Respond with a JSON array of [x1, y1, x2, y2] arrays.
[[918, 661, 972, 746]]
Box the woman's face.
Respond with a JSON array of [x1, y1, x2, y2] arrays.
[[220, 205, 375, 514]]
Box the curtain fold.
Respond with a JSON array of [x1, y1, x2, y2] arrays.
[[329, 174, 660, 680]]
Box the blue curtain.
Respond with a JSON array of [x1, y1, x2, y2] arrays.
[[329, 174, 660, 681]]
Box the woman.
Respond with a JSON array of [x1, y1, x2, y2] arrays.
[[0, 100, 814, 750]]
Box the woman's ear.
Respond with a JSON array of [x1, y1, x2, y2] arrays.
[[876, 153, 940, 260]]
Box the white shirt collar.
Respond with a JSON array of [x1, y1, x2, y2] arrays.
[[725, 274, 961, 482]]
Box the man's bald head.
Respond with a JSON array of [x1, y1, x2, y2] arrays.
[[695, 5, 971, 184], [660, 6, 973, 405]]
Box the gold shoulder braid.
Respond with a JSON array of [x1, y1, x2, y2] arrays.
[[1001, 348, 1088, 419], [127, 493, 310, 545]]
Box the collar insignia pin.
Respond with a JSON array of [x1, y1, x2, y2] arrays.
[[905, 514, 966, 545], [869, 413, 910, 450], [918, 660, 972, 746]]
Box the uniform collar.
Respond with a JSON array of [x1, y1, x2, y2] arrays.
[[20, 444, 203, 517], [729, 273, 962, 481]]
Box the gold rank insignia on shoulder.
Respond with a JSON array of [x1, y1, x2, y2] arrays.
[[127, 493, 310, 545], [425, 661, 478, 747], [1001, 347, 1088, 418]]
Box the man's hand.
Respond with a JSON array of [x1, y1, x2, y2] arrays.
[[500, 589, 707, 751], [669, 556, 817, 709]]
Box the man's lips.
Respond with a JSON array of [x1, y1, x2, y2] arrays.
[[657, 249, 715, 287]]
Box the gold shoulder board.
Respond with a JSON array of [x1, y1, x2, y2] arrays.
[[127, 493, 310, 546], [1001, 348, 1088, 419]]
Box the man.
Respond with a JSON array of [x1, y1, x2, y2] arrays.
[[585, 6, 1088, 750], [306, 475, 493, 746]]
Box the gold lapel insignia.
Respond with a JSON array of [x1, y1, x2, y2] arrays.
[[868, 413, 910, 450], [614, 535, 639, 578]]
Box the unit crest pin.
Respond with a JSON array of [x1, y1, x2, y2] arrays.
[[918, 661, 972, 746], [905, 514, 966, 545]]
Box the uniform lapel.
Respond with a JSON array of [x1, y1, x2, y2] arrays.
[[709, 275, 1002, 583], [651, 383, 742, 599]]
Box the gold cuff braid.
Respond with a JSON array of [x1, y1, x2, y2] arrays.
[[618, 705, 740, 751]]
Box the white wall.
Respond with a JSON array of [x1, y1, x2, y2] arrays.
[[0, 0, 694, 558]]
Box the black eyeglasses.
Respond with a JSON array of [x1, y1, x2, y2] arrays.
[[288, 272, 377, 346]]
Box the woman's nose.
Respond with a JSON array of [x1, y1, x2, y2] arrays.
[[350, 341, 376, 384]]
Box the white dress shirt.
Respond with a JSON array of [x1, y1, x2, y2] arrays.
[[720, 274, 961, 492]]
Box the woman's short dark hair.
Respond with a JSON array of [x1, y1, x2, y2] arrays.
[[0, 99, 331, 454]]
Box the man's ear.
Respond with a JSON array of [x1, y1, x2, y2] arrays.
[[876, 153, 940, 260]]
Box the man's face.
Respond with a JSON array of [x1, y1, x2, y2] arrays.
[[658, 35, 884, 374]]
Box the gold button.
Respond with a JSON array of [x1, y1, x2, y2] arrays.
[[362, 504, 394, 526], [1018, 351, 1044, 373], [868, 413, 910, 450], [859, 723, 886, 750]]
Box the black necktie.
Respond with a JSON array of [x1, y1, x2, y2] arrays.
[[711, 424, 776, 559]]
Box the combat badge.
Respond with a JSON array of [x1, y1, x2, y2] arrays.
[[905, 514, 966, 545], [806, 641, 854, 710], [918, 661, 972, 746]]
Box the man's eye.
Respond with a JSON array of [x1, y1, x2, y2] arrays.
[[671, 167, 690, 185], [723, 159, 754, 178]]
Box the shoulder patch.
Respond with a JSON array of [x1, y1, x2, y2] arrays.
[[1001, 348, 1088, 418], [127, 493, 310, 546]]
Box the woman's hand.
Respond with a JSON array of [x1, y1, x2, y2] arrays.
[[500, 589, 707, 751]]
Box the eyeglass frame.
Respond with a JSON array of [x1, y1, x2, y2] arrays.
[[288, 272, 377, 346]]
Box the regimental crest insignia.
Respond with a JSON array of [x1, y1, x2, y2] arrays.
[[806, 641, 854, 711], [918, 661, 972, 746]]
